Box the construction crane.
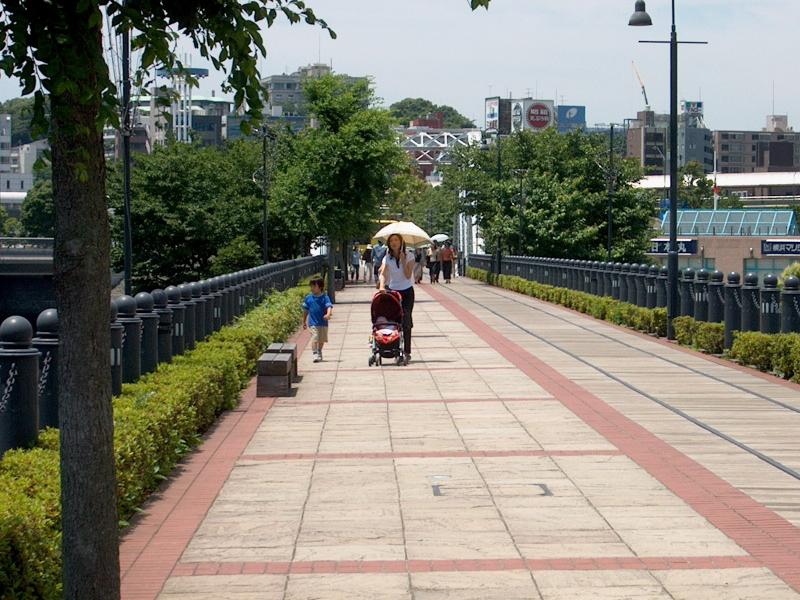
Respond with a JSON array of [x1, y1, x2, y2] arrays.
[[631, 61, 650, 110]]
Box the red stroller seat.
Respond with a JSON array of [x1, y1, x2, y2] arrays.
[[368, 291, 407, 366]]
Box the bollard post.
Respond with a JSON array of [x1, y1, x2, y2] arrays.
[[781, 276, 800, 333], [637, 264, 649, 307], [110, 301, 123, 396], [152, 289, 173, 364], [165, 286, 186, 357], [115, 295, 142, 383], [619, 263, 629, 301], [135, 292, 160, 375], [707, 271, 725, 323], [724, 272, 742, 350], [741, 272, 760, 332], [201, 280, 215, 337], [610, 263, 620, 299], [190, 282, 206, 342], [626, 264, 638, 304], [32, 309, 59, 429], [603, 262, 612, 297], [0, 316, 40, 455], [646, 265, 658, 309], [680, 268, 695, 317], [179, 284, 196, 350], [693, 269, 709, 322], [224, 274, 236, 322], [656, 265, 668, 308], [590, 261, 600, 296], [210, 277, 223, 332], [760, 274, 781, 334]]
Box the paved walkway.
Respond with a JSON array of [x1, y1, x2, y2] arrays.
[[120, 277, 800, 599]]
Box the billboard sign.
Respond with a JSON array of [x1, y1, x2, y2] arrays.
[[485, 97, 500, 132], [557, 105, 586, 132], [648, 238, 698, 255], [526, 101, 553, 130], [511, 101, 525, 133], [761, 239, 800, 256]]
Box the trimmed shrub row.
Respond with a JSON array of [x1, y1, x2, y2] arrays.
[[468, 267, 667, 338], [470, 267, 800, 384], [0, 283, 308, 599]]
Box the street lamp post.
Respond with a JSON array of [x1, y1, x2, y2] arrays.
[[629, 0, 706, 340], [257, 124, 277, 264], [607, 124, 615, 261]]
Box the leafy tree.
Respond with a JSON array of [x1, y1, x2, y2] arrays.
[[0, 96, 50, 144], [0, 205, 7, 233], [210, 235, 262, 275], [679, 161, 741, 209], [389, 97, 475, 128], [443, 129, 656, 262], [0, 2, 332, 597], [2, 216, 23, 236], [20, 178, 55, 237]]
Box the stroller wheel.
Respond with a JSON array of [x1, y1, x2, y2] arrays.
[[368, 356, 374, 367]]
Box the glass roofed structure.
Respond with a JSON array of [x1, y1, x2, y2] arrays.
[[660, 209, 797, 237]]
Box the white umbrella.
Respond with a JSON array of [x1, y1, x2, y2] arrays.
[[373, 221, 431, 247], [431, 233, 450, 243]]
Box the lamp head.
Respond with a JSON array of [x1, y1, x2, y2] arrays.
[[628, 0, 653, 26]]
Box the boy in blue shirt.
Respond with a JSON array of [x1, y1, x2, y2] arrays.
[[302, 277, 333, 363]]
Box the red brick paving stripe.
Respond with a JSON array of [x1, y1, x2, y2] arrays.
[[308, 366, 516, 373], [119, 328, 311, 600], [239, 449, 621, 461], [175, 555, 761, 576], [426, 284, 800, 592]]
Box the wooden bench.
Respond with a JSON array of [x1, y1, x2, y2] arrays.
[[256, 352, 292, 397], [266, 342, 298, 380]]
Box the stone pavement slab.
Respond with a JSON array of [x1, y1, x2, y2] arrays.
[[119, 279, 800, 599]]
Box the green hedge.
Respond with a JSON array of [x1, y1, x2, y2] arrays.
[[0, 283, 308, 599], [469, 267, 800, 384], [730, 331, 800, 380], [468, 267, 667, 337]]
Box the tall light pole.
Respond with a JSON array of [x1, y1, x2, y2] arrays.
[[629, 0, 706, 340], [121, 0, 133, 295], [258, 123, 276, 264], [607, 124, 615, 261]]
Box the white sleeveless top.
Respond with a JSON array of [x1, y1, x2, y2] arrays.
[[382, 251, 415, 291]]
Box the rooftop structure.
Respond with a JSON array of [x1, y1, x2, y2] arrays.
[[661, 209, 797, 237]]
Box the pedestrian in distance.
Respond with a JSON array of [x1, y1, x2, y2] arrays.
[[302, 277, 333, 363], [378, 233, 416, 364], [413, 248, 424, 284], [372, 239, 387, 289], [429, 242, 441, 284], [440, 241, 455, 284], [362, 245, 373, 283], [350, 246, 361, 282]]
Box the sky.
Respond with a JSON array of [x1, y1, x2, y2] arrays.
[[0, 0, 797, 132]]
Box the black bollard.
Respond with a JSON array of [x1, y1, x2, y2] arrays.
[[115, 295, 142, 384], [680, 268, 695, 317], [656, 265, 668, 308], [590, 261, 600, 296], [707, 271, 725, 324], [110, 302, 123, 396], [190, 282, 206, 342], [179, 284, 196, 350], [619, 263, 630, 302], [152, 289, 173, 365], [693, 269, 709, 322], [724, 272, 742, 350], [781, 276, 800, 333], [223, 274, 235, 324], [602, 262, 612, 297], [135, 292, 160, 375], [646, 265, 658, 309], [625, 264, 637, 304], [0, 316, 40, 455], [166, 286, 186, 356], [210, 277, 223, 332], [741, 272, 760, 332], [201, 280, 215, 337], [32, 309, 59, 429], [637, 264, 649, 307], [760, 274, 781, 334]]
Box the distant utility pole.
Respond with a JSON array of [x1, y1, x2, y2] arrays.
[[121, 0, 133, 295]]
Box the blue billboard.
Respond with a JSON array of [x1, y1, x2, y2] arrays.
[[557, 105, 586, 133]]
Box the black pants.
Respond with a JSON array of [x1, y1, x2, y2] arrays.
[[442, 260, 452, 281], [390, 286, 414, 355], [429, 261, 440, 283]]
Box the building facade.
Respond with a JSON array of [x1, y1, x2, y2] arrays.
[[261, 63, 368, 117], [714, 115, 800, 173]]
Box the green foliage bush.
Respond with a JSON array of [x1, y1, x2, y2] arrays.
[[0, 283, 307, 598], [730, 332, 800, 381], [779, 262, 800, 287]]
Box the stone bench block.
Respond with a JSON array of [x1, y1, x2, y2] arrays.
[[257, 352, 292, 377], [256, 374, 291, 397], [266, 342, 298, 378]]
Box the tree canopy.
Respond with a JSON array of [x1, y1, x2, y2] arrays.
[[442, 129, 656, 262], [0, 96, 48, 145], [389, 97, 475, 129]]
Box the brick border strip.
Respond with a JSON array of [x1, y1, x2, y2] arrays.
[[172, 555, 761, 577], [275, 397, 555, 406], [240, 449, 621, 461], [426, 284, 800, 592], [120, 328, 311, 600]]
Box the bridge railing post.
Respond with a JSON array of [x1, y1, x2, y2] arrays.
[[741, 273, 760, 332], [0, 316, 40, 457], [781, 276, 800, 333], [707, 271, 724, 323], [760, 274, 781, 334]]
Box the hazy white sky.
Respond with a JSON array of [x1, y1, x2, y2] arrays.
[[0, 0, 796, 131]]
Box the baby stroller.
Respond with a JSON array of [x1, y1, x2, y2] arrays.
[[368, 291, 408, 366]]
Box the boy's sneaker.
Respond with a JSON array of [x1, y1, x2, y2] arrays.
[[317, 351, 323, 362], [313, 351, 321, 363]]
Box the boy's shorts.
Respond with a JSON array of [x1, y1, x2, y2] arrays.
[[310, 325, 328, 344]]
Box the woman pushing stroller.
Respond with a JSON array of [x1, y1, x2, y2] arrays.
[[378, 233, 415, 364]]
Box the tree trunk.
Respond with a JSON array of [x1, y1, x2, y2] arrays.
[[51, 8, 120, 599]]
